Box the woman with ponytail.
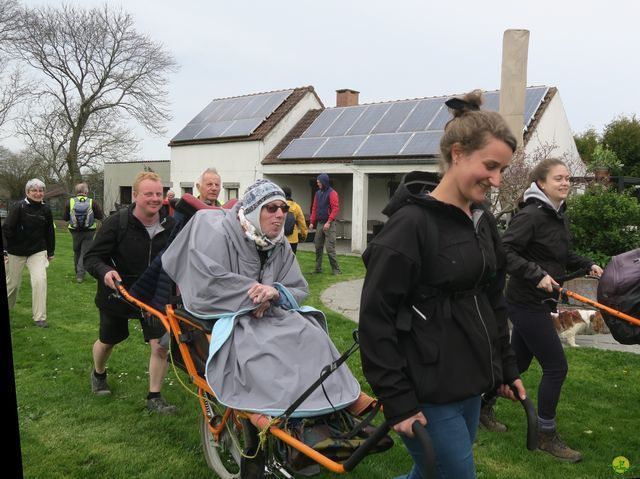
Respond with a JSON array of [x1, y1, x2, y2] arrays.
[[359, 90, 526, 478]]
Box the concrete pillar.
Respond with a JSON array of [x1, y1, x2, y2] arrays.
[[499, 29, 529, 148], [351, 171, 368, 254]]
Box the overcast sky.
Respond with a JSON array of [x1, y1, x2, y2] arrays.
[[14, 0, 640, 160]]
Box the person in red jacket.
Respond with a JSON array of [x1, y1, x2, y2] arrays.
[[309, 173, 341, 274]]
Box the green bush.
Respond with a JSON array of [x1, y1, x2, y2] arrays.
[[567, 184, 640, 265]]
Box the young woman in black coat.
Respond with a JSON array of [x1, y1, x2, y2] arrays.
[[359, 90, 526, 479], [495, 158, 603, 462]]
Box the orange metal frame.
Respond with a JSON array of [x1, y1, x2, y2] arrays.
[[116, 284, 350, 474], [558, 287, 640, 327]]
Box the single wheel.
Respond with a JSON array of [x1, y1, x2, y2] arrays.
[[199, 392, 265, 479]]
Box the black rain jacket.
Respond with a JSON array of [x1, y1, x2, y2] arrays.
[[359, 173, 519, 425], [2, 198, 55, 257], [502, 197, 593, 311], [84, 205, 175, 316]]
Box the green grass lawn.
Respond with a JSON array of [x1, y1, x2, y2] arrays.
[[9, 230, 640, 478]]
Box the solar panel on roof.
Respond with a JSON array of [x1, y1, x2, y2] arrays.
[[279, 137, 327, 159], [315, 136, 365, 157], [349, 104, 391, 136], [190, 101, 219, 124], [401, 131, 442, 156], [398, 99, 444, 133], [195, 120, 235, 139], [222, 118, 265, 138], [172, 90, 293, 141], [481, 92, 500, 111], [372, 101, 419, 134], [427, 107, 453, 131], [276, 86, 549, 160], [324, 107, 367, 136], [356, 133, 412, 156], [301, 109, 342, 138], [172, 123, 206, 142], [253, 91, 292, 119], [523, 87, 548, 126], [218, 96, 254, 121]]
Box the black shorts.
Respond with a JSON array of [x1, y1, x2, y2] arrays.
[[98, 309, 167, 345]]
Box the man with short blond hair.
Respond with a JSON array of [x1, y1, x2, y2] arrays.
[[85, 171, 177, 413]]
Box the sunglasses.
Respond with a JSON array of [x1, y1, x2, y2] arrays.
[[263, 203, 289, 213]]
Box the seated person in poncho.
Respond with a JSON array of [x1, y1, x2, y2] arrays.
[[162, 179, 362, 417]]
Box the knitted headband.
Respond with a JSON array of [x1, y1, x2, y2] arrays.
[[241, 179, 286, 215]]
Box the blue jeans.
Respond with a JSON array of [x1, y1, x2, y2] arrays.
[[394, 396, 481, 479]]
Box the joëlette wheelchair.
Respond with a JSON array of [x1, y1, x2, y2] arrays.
[[113, 193, 436, 479]]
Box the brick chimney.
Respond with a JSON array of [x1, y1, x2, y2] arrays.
[[336, 89, 359, 107]]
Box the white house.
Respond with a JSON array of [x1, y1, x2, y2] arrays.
[[168, 86, 323, 202], [163, 85, 580, 253]]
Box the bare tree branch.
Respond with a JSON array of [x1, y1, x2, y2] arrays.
[[0, 146, 48, 199], [10, 3, 177, 184], [0, 0, 29, 132], [16, 100, 140, 189]]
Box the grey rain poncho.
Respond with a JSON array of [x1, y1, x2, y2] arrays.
[[162, 204, 360, 417]]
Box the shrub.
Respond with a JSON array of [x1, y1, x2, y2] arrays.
[[567, 184, 640, 265]]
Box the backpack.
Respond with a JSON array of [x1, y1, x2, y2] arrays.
[[284, 211, 296, 236], [596, 248, 640, 345], [69, 196, 94, 230]]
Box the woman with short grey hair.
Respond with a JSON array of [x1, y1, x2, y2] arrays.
[[3, 178, 55, 328]]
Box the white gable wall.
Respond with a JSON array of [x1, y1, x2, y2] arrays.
[[260, 93, 324, 162], [170, 142, 261, 202], [524, 92, 585, 175]]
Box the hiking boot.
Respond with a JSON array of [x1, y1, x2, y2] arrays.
[[90, 371, 111, 395], [538, 430, 582, 462], [34, 320, 49, 328], [479, 404, 507, 432], [146, 396, 177, 414]]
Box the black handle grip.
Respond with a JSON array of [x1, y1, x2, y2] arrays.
[[412, 421, 437, 478], [343, 421, 437, 477], [342, 421, 391, 471], [509, 384, 538, 451]]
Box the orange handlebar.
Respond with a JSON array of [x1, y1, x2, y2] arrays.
[[557, 287, 640, 327]]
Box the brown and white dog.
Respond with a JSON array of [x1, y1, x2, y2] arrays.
[[551, 309, 608, 347]]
